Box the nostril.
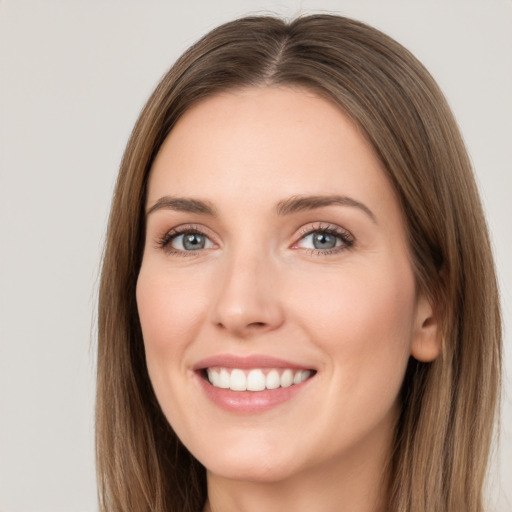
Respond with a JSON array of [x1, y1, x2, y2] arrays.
[[249, 322, 266, 328]]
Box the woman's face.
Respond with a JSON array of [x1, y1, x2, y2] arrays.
[[137, 87, 438, 483]]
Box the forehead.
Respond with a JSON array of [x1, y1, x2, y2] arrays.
[[147, 86, 397, 219]]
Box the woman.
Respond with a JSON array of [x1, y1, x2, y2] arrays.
[[96, 14, 501, 512]]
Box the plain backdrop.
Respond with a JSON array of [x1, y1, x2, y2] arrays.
[[0, 1, 510, 511]]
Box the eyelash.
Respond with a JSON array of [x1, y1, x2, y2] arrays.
[[155, 224, 211, 257], [155, 223, 355, 257], [294, 223, 354, 256]]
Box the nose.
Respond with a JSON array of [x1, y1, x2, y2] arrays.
[[211, 250, 285, 338]]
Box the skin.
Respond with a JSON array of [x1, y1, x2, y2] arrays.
[[136, 87, 440, 512]]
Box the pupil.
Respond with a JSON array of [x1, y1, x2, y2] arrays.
[[313, 232, 336, 249], [183, 233, 205, 250]]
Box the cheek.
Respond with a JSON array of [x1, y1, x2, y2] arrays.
[[136, 265, 209, 354], [135, 263, 212, 426], [291, 258, 416, 394]]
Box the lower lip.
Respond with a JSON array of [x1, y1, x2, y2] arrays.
[[195, 372, 313, 414]]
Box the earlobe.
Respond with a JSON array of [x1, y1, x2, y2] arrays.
[[411, 294, 442, 362]]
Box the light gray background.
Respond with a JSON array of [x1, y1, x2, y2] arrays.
[[0, 1, 510, 511]]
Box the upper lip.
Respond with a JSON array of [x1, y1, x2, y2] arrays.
[[192, 354, 314, 371]]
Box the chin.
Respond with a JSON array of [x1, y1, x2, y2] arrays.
[[206, 459, 298, 484], [192, 440, 303, 483]]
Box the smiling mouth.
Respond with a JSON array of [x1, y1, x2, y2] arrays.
[[204, 367, 315, 392]]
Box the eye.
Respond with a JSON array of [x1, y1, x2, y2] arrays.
[[298, 232, 340, 250], [171, 232, 213, 251], [294, 224, 354, 254], [156, 226, 215, 255]]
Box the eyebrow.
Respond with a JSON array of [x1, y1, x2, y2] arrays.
[[146, 193, 377, 223], [146, 196, 217, 216], [275, 194, 377, 223]]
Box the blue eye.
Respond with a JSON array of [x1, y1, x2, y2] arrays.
[[157, 224, 352, 256], [299, 232, 340, 250], [296, 226, 354, 253], [157, 225, 215, 254], [171, 232, 213, 251]]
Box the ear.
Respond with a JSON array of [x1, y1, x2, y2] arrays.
[[411, 293, 442, 362]]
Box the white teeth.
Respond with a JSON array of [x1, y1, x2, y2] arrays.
[[266, 369, 280, 389], [206, 367, 313, 391], [301, 370, 312, 382], [207, 368, 219, 387], [230, 369, 247, 391], [246, 369, 266, 391], [280, 369, 293, 388], [218, 368, 230, 388], [294, 369, 312, 384]]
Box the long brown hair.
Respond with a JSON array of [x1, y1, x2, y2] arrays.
[[96, 14, 501, 512]]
